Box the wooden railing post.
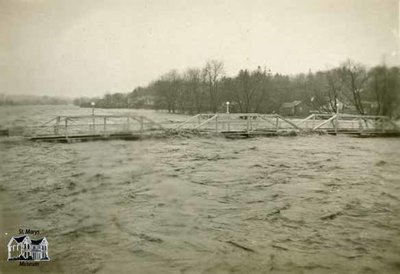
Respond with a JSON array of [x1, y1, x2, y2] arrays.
[[54, 116, 60, 135], [194, 114, 217, 130], [103, 117, 107, 135], [215, 115, 219, 134], [278, 115, 303, 131], [312, 115, 336, 131], [296, 113, 314, 129], [65, 118, 68, 139], [313, 114, 316, 128], [174, 114, 199, 130], [335, 114, 338, 135]]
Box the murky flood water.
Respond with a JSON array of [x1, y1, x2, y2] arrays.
[[1, 106, 400, 274]]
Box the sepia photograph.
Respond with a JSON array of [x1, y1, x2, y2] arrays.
[[0, 0, 399, 273]]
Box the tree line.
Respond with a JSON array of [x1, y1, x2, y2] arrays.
[[74, 59, 400, 118]]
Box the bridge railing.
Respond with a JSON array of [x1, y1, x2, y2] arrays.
[[304, 114, 398, 133], [26, 115, 163, 138], [173, 113, 302, 133], [173, 113, 399, 134], [20, 112, 400, 138]]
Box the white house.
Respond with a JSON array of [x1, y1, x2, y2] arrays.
[[7, 235, 49, 261]]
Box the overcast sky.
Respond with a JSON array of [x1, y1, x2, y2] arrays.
[[0, 0, 399, 97]]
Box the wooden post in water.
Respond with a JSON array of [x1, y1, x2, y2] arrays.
[[91, 102, 95, 133], [215, 115, 218, 134], [334, 114, 338, 135], [313, 114, 316, 129], [92, 116, 95, 133], [364, 118, 369, 129], [65, 118, 68, 140], [103, 117, 107, 135], [54, 116, 60, 135], [335, 100, 339, 135]]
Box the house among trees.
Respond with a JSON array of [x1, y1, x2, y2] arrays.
[[279, 100, 306, 116], [7, 235, 49, 261]]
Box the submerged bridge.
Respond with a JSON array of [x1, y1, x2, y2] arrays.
[[3, 113, 400, 142], [25, 114, 164, 142], [173, 113, 400, 138]]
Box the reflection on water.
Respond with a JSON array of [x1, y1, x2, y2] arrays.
[[0, 106, 400, 274]]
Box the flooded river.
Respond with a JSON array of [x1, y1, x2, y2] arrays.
[[0, 105, 400, 274]]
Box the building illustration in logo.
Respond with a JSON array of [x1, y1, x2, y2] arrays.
[[7, 235, 50, 261]]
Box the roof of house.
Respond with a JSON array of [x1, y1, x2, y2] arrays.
[[31, 238, 44, 245], [13, 235, 28, 243], [9, 235, 46, 246], [281, 100, 302, 108]]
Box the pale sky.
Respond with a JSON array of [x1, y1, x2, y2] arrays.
[[0, 0, 399, 97]]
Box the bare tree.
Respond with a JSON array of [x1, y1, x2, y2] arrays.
[[325, 69, 344, 113], [304, 72, 331, 113], [233, 67, 268, 113], [369, 65, 400, 118], [338, 60, 369, 115], [183, 68, 203, 114], [155, 70, 181, 113], [202, 60, 224, 113]]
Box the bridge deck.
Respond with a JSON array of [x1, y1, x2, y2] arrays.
[[2, 113, 399, 142], [173, 113, 400, 138]]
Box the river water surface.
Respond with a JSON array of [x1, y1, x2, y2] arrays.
[[0, 105, 399, 274]]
